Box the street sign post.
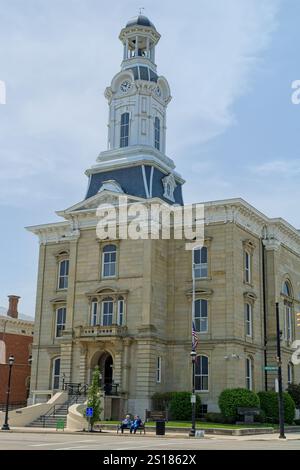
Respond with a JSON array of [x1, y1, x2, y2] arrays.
[[264, 366, 278, 372], [86, 407, 93, 432]]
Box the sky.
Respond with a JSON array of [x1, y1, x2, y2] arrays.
[[0, 0, 300, 317]]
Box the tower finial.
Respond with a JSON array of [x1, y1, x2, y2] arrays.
[[139, 7, 145, 15]]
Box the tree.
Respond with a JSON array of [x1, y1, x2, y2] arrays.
[[85, 367, 103, 429]]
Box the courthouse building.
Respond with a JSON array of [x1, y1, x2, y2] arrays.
[[27, 16, 300, 416]]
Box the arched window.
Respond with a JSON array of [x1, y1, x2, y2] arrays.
[[246, 357, 253, 390], [154, 117, 160, 150], [194, 299, 208, 333], [195, 355, 209, 392], [117, 296, 125, 326], [288, 362, 294, 385], [120, 112, 130, 148], [52, 357, 61, 390], [55, 307, 66, 338], [102, 244, 117, 278], [283, 281, 292, 297], [58, 259, 69, 289], [194, 247, 208, 279], [102, 297, 114, 326], [91, 298, 98, 326], [245, 303, 253, 337]]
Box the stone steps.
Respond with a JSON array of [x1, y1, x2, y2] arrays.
[[26, 395, 87, 428]]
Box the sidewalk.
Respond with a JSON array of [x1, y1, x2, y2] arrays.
[[1, 427, 299, 441]]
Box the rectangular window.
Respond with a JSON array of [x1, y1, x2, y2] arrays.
[[194, 247, 208, 279], [245, 251, 251, 284], [58, 259, 69, 290], [288, 363, 293, 384], [52, 358, 61, 389], [120, 112, 129, 148], [156, 356, 161, 383], [102, 245, 117, 278], [285, 305, 292, 341], [154, 117, 160, 150], [195, 355, 209, 392], [194, 299, 208, 333], [245, 303, 252, 337], [56, 307, 66, 338], [246, 358, 253, 390], [91, 301, 98, 326], [117, 299, 124, 326], [102, 300, 113, 326]]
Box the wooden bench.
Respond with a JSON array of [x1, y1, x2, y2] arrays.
[[237, 407, 260, 424], [117, 423, 146, 434], [145, 410, 168, 422]]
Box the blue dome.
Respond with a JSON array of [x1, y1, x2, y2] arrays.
[[126, 15, 156, 30]]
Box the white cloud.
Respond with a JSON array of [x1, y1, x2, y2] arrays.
[[251, 159, 300, 177]]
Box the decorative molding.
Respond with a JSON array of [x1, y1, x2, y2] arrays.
[[162, 173, 177, 202]]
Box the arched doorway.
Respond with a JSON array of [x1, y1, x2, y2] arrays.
[[99, 353, 113, 393], [90, 351, 113, 393]]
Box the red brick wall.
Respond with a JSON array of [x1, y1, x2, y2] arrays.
[[0, 332, 32, 405]]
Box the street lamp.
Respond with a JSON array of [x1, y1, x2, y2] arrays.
[[1, 354, 15, 431], [276, 302, 286, 439], [189, 350, 197, 437]]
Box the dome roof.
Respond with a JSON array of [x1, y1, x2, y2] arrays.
[[126, 15, 156, 30]]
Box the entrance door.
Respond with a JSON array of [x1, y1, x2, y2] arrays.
[[104, 355, 113, 393]]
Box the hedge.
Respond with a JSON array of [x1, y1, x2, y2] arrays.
[[258, 391, 295, 425], [152, 392, 202, 420], [287, 384, 300, 408], [218, 388, 260, 420]]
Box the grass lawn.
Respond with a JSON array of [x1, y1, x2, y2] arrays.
[[99, 420, 275, 429]]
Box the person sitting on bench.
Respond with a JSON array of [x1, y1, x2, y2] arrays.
[[130, 415, 143, 434], [120, 414, 132, 433]]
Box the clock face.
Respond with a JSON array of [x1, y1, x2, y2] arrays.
[[120, 80, 132, 93]]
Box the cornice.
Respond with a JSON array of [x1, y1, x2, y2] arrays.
[[203, 198, 300, 256]]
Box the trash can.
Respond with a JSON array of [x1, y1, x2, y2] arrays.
[[156, 420, 165, 436]]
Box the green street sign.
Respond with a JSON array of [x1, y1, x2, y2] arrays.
[[264, 366, 278, 371]]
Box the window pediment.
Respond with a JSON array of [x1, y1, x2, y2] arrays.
[[243, 291, 257, 303], [186, 288, 213, 298]]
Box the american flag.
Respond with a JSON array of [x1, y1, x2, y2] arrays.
[[192, 321, 199, 350]]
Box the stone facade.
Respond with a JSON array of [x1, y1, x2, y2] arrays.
[[27, 196, 300, 415], [27, 16, 300, 417]]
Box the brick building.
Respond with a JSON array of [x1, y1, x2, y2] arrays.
[[0, 296, 34, 406]]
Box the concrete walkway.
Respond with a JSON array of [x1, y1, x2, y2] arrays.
[[1, 427, 299, 441]]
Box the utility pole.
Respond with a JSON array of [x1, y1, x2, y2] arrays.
[[276, 302, 286, 439]]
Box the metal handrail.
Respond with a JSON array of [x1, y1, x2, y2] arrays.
[[40, 384, 88, 427]]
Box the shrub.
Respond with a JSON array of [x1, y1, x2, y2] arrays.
[[287, 384, 300, 408], [205, 412, 235, 424], [169, 392, 202, 421], [258, 391, 296, 425], [152, 392, 201, 421], [152, 392, 175, 411], [218, 388, 260, 421]]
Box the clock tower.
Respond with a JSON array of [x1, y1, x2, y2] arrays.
[[85, 15, 184, 204]]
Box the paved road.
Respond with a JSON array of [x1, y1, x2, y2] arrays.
[[0, 432, 300, 450]]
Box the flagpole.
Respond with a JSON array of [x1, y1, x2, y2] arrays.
[[190, 247, 197, 437]]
